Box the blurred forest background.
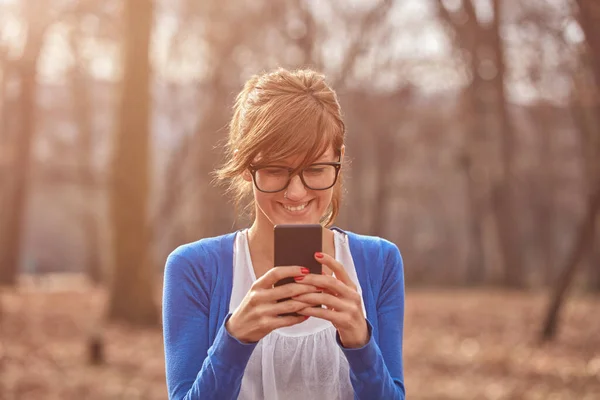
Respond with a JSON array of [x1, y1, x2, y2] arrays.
[[0, 0, 599, 399]]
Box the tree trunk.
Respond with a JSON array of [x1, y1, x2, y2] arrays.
[[0, 30, 44, 286], [107, 0, 157, 325], [0, 54, 12, 213], [0, 49, 10, 152], [570, 96, 600, 293], [460, 152, 486, 285], [537, 114, 556, 286], [489, 0, 524, 288], [68, 26, 103, 286], [463, 20, 489, 284], [370, 129, 393, 236], [575, 0, 600, 292], [541, 181, 600, 341], [436, 0, 520, 285], [589, 214, 600, 292], [576, 1, 600, 94]]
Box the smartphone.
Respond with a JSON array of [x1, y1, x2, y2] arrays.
[[274, 224, 323, 316]]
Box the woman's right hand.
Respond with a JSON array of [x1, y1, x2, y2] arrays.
[[226, 266, 318, 343]]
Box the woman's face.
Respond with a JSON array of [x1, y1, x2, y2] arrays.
[[247, 146, 341, 227]]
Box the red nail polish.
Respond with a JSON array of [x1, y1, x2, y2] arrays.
[[294, 276, 305, 281], [301, 267, 310, 274], [315, 252, 324, 259]]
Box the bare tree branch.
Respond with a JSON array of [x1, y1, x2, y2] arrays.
[[332, 0, 393, 89]]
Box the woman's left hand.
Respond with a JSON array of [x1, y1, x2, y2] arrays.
[[293, 252, 369, 348]]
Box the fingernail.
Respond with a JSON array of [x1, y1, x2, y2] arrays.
[[304, 316, 309, 320], [301, 267, 310, 274], [315, 252, 324, 259], [294, 276, 305, 281]]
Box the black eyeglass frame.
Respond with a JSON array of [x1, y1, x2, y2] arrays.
[[248, 157, 342, 193]]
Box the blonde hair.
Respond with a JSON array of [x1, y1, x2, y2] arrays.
[[215, 68, 346, 227]]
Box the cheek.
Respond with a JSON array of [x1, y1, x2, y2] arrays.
[[254, 189, 277, 211], [315, 190, 334, 209]]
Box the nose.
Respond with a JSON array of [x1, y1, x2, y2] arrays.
[[285, 175, 307, 201]]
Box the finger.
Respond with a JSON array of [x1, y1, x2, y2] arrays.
[[314, 252, 356, 289], [296, 306, 346, 326], [262, 282, 319, 303], [316, 287, 337, 297], [295, 274, 357, 299], [292, 292, 349, 311], [254, 266, 308, 289], [267, 298, 314, 316], [269, 314, 308, 330]]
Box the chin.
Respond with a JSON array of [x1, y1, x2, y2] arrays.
[[276, 216, 319, 226], [272, 212, 320, 226]]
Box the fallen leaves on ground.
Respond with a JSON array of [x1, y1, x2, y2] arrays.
[[1, 280, 598, 400]]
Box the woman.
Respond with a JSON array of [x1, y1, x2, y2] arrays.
[[162, 68, 406, 399]]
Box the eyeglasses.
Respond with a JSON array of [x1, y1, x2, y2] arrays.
[[248, 158, 342, 193]]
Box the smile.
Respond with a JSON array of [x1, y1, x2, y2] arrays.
[[282, 200, 312, 212]]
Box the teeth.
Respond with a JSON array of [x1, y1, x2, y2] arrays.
[[283, 202, 308, 212]]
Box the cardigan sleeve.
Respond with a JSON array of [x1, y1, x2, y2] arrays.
[[336, 241, 406, 399], [162, 250, 257, 400]]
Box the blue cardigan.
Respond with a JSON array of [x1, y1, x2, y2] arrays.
[[162, 228, 406, 399]]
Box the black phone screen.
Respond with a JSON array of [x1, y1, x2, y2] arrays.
[[273, 224, 323, 316]]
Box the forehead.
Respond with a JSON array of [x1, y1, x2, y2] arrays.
[[267, 146, 336, 166]]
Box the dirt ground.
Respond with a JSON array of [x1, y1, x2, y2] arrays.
[[1, 280, 599, 400]]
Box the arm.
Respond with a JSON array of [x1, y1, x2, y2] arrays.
[[337, 242, 406, 399], [162, 252, 257, 400]]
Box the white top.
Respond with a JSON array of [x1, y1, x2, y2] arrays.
[[230, 229, 366, 400]]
